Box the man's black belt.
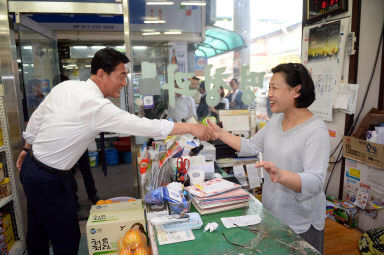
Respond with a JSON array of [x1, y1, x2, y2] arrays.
[[30, 152, 73, 177]]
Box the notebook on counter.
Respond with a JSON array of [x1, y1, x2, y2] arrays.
[[193, 188, 249, 204], [192, 199, 249, 215], [185, 178, 241, 198]]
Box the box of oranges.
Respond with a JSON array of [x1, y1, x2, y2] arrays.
[[86, 200, 146, 255]]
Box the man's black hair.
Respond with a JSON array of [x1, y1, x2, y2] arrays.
[[271, 63, 315, 108], [191, 76, 200, 81], [199, 81, 206, 91], [230, 78, 239, 85], [91, 47, 129, 75]]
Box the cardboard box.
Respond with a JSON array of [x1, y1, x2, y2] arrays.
[[326, 196, 359, 228], [352, 108, 384, 139], [89, 199, 143, 214], [86, 208, 146, 255], [343, 136, 384, 169]]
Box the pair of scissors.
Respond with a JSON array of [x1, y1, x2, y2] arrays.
[[176, 157, 190, 182]]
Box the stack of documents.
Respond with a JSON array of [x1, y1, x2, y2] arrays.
[[185, 179, 249, 215]]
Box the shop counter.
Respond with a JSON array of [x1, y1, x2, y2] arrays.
[[147, 194, 320, 255]]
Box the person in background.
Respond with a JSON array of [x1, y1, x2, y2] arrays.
[[60, 73, 100, 209], [226, 78, 248, 109], [16, 47, 214, 255], [208, 63, 329, 253], [196, 81, 210, 121], [209, 86, 229, 120], [189, 76, 202, 105], [167, 81, 197, 122]]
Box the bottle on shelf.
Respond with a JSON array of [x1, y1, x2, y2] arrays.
[[171, 48, 177, 65]]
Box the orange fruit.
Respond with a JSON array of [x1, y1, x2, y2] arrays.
[[104, 200, 113, 204], [119, 248, 133, 255], [114, 201, 120, 203], [123, 229, 146, 249], [133, 246, 149, 255], [96, 200, 105, 205], [128, 199, 136, 202]]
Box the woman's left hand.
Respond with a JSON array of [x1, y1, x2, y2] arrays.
[[256, 161, 282, 183]]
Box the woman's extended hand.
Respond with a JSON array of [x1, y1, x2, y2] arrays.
[[256, 161, 282, 183], [207, 118, 222, 140]]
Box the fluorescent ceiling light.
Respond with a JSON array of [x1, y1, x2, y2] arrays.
[[17, 59, 21, 63], [115, 46, 125, 50], [85, 65, 91, 68], [91, 46, 105, 49], [73, 46, 88, 49], [23, 46, 32, 50], [142, 32, 161, 35], [181, 1, 206, 6], [132, 46, 148, 50], [144, 20, 166, 24], [146, 1, 175, 5], [164, 31, 182, 34]]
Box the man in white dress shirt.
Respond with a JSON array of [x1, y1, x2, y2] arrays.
[[167, 82, 197, 122], [16, 48, 214, 255]]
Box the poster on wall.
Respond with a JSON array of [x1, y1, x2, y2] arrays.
[[344, 159, 384, 209], [169, 42, 188, 73], [301, 19, 349, 121]]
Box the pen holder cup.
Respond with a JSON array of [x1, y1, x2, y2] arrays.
[[168, 197, 192, 215]]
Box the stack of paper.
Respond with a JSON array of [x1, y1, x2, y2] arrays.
[[185, 179, 249, 215]]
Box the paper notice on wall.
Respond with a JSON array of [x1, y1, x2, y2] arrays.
[[354, 183, 371, 209], [302, 19, 349, 121], [333, 83, 359, 114]]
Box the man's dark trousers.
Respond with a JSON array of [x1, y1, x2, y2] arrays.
[[20, 153, 80, 255]]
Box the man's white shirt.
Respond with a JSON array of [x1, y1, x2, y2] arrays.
[[24, 79, 173, 170]]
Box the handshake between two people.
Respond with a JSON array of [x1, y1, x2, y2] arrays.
[[175, 119, 222, 142]]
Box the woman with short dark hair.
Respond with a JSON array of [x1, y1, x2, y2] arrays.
[[209, 63, 329, 254]]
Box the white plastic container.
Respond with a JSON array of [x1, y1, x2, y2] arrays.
[[366, 125, 378, 143]]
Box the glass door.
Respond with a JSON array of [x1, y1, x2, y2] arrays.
[[17, 24, 60, 120]]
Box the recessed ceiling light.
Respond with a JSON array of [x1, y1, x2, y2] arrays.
[[142, 32, 161, 35], [133, 46, 148, 50], [146, 1, 175, 5], [91, 46, 105, 49], [181, 1, 206, 6], [144, 20, 166, 24], [164, 31, 182, 34]]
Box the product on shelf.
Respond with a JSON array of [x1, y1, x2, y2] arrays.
[[0, 163, 4, 183], [0, 178, 11, 199]]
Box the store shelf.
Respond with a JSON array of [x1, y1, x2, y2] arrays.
[[0, 194, 13, 208], [9, 240, 25, 255]]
